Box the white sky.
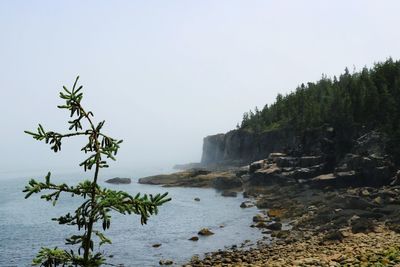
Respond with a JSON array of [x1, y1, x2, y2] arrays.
[[1, 0, 400, 177]]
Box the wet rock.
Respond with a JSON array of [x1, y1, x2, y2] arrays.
[[266, 222, 282, 231], [105, 177, 131, 184], [189, 236, 199, 241], [255, 222, 268, 228], [159, 259, 173, 265], [240, 201, 253, 208], [198, 228, 214, 236], [253, 214, 266, 222]]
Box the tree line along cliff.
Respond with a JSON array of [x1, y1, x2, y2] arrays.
[[202, 58, 400, 167]]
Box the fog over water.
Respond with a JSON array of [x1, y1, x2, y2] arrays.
[[1, 1, 400, 177]]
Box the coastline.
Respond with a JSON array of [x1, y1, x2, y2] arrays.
[[140, 164, 400, 266]]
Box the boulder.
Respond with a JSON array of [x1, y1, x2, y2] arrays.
[[266, 222, 282, 231], [253, 214, 266, 222], [255, 222, 267, 228], [248, 166, 292, 186], [198, 228, 214, 236], [249, 159, 267, 173], [194, 197, 200, 201], [240, 202, 253, 208], [323, 230, 344, 241], [159, 259, 173, 265], [105, 177, 131, 184], [189, 236, 199, 241], [337, 153, 394, 186], [351, 217, 374, 233]]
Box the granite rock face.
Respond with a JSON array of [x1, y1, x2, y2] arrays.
[[201, 128, 296, 166], [202, 127, 397, 188], [200, 126, 337, 168]]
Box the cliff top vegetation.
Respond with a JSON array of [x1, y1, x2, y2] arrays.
[[239, 58, 400, 163]]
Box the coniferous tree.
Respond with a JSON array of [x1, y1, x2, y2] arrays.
[[24, 77, 171, 266], [237, 58, 400, 164]]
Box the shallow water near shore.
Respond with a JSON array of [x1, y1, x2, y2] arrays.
[[0, 171, 262, 266]]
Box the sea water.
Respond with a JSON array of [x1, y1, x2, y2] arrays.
[[0, 171, 262, 267]]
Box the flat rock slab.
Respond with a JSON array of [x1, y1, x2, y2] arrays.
[[105, 177, 131, 184]]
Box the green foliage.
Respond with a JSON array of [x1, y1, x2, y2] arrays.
[[239, 58, 400, 163], [24, 77, 171, 266]]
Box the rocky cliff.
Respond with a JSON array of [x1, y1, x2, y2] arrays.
[[201, 128, 295, 165], [200, 125, 396, 188], [201, 126, 339, 167]]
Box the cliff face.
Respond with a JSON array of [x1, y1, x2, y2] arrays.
[[201, 128, 298, 165], [200, 126, 342, 167]]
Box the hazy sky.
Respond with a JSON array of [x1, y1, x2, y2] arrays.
[[1, 1, 400, 177]]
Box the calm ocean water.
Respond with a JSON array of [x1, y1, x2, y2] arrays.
[[0, 171, 262, 267]]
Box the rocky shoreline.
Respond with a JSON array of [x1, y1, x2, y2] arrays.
[[143, 129, 400, 266], [142, 166, 400, 266], [180, 183, 400, 266]]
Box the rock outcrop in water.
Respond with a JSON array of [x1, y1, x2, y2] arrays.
[[105, 177, 131, 184], [138, 169, 241, 189]]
